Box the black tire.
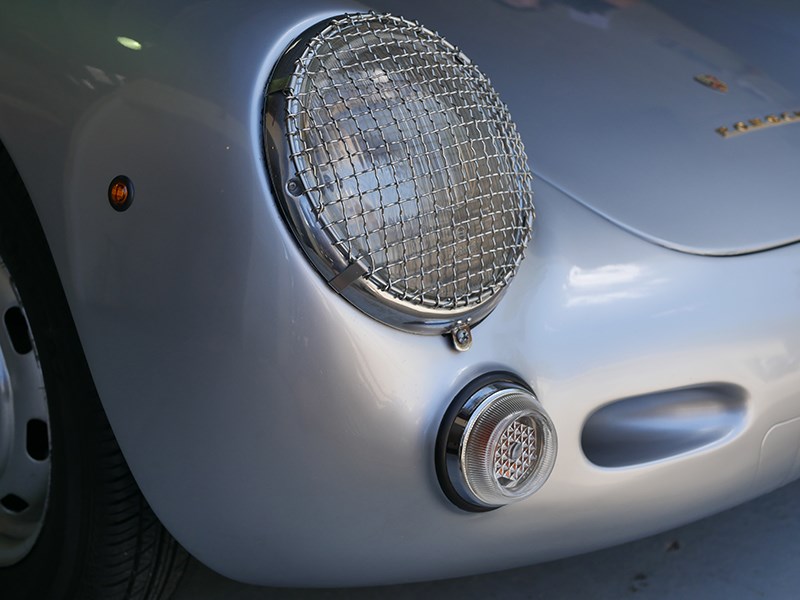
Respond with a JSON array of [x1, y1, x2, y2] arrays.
[[0, 144, 188, 600]]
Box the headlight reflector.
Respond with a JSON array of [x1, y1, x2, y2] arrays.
[[264, 13, 534, 333]]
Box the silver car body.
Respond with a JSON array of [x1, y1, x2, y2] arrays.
[[1, 0, 800, 586]]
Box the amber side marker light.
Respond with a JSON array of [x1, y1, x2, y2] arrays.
[[108, 175, 134, 211]]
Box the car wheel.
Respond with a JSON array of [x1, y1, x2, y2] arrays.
[[0, 145, 188, 600]]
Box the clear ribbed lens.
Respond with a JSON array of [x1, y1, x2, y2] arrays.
[[494, 416, 538, 486], [461, 392, 556, 506], [266, 13, 534, 332]]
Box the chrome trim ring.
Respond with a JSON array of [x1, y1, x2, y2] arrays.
[[263, 13, 534, 334], [0, 262, 50, 566]]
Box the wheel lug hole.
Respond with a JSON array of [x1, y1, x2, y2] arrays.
[[4, 306, 32, 355], [1, 493, 29, 513], [26, 419, 49, 461]]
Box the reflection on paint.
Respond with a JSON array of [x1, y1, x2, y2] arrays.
[[566, 264, 666, 307], [568, 264, 641, 287], [116, 36, 142, 51]]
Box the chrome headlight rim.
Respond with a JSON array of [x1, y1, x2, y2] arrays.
[[263, 13, 534, 335]]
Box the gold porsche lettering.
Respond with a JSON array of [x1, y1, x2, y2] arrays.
[[717, 110, 800, 138]]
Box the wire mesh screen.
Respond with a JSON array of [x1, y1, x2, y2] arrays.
[[285, 13, 534, 311]]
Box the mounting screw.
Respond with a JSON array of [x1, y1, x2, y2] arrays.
[[286, 178, 303, 197], [451, 323, 472, 352]]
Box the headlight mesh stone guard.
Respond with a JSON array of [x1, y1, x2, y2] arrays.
[[265, 13, 534, 333]]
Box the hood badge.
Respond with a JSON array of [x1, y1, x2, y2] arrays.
[[694, 74, 729, 93], [716, 111, 800, 138]]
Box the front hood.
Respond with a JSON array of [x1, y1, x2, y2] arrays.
[[370, 0, 800, 255]]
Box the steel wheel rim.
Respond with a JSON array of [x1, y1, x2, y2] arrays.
[[0, 262, 50, 566]]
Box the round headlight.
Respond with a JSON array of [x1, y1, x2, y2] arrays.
[[264, 13, 534, 334]]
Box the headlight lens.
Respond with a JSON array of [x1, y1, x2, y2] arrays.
[[264, 13, 534, 333]]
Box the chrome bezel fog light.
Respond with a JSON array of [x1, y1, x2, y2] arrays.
[[436, 374, 556, 511], [263, 13, 534, 335]]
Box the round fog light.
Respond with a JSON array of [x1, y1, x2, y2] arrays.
[[436, 374, 557, 511]]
